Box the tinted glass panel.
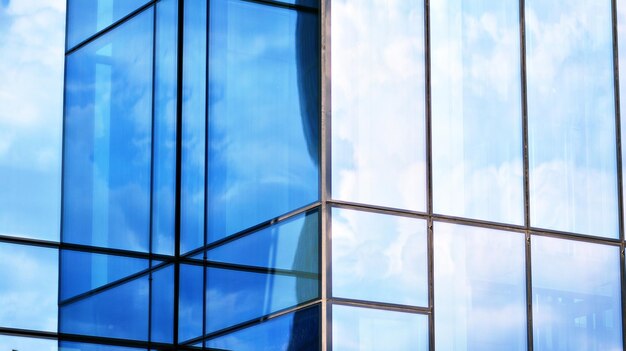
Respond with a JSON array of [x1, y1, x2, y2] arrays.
[[152, 0, 178, 256], [619, 0, 626, 226], [431, 0, 523, 224], [206, 305, 320, 351], [179, 264, 204, 342], [434, 222, 527, 350], [331, 0, 426, 211], [66, 0, 150, 49], [208, 0, 320, 242], [60, 275, 149, 341], [332, 208, 427, 306], [151, 264, 174, 344], [63, 8, 153, 252], [0, 0, 64, 242], [532, 236, 622, 350], [206, 266, 318, 333], [332, 305, 429, 351], [180, 0, 207, 254], [208, 210, 319, 273], [60, 250, 148, 301], [0, 243, 57, 331], [60, 342, 145, 351], [0, 336, 56, 351], [526, 0, 618, 238]]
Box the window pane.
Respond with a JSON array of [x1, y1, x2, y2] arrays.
[[206, 305, 320, 351], [332, 305, 429, 351], [63, 8, 153, 252], [60, 275, 149, 341], [206, 266, 319, 333], [0, 0, 64, 242], [179, 264, 203, 343], [526, 0, 618, 238], [207, 209, 319, 273], [332, 208, 428, 307], [331, 0, 426, 211], [60, 250, 148, 301], [152, 0, 178, 256], [66, 0, 150, 49], [434, 222, 527, 351], [0, 336, 56, 351], [60, 342, 145, 351], [532, 236, 622, 350], [0, 243, 57, 332], [180, 0, 207, 254], [618, 0, 626, 226], [207, 0, 320, 243], [431, 0, 523, 224], [151, 264, 174, 344]]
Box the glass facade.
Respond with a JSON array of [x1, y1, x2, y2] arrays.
[[2, 0, 626, 350]]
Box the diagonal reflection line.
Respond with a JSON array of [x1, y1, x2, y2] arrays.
[[181, 259, 320, 279], [59, 260, 171, 307], [240, 0, 318, 13]]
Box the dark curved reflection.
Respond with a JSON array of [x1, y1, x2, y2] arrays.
[[63, 8, 153, 252], [207, 0, 320, 243]]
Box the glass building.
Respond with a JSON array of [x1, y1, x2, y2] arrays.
[[2, 0, 626, 350]]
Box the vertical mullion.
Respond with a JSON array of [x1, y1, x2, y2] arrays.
[[611, 0, 626, 348], [321, 0, 332, 350], [518, 0, 534, 350], [202, 0, 211, 349], [148, 2, 158, 348], [423, 0, 434, 350]]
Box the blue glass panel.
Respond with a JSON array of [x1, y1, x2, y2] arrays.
[[206, 266, 319, 333], [532, 236, 622, 350], [266, 0, 319, 8], [0, 243, 57, 331], [206, 305, 320, 351], [0, 0, 64, 242], [208, 210, 319, 273], [434, 222, 527, 351], [63, 8, 153, 252], [526, 0, 618, 238], [618, 0, 626, 228], [0, 335, 56, 351], [332, 305, 429, 351], [431, 0, 523, 225], [61, 250, 148, 301], [331, 0, 426, 211], [180, 0, 207, 254], [151, 264, 174, 344], [153, 0, 178, 256], [60, 275, 149, 341], [60, 342, 145, 351], [66, 0, 150, 49], [208, 0, 320, 243], [332, 208, 427, 307], [179, 264, 204, 342]]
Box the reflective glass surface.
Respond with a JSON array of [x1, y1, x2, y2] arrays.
[[206, 266, 319, 333], [526, 0, 618, 238], [331, 0, 426, 211], [431, 0, 523, 224], [0, 0, 64, 242], [63, 8, 154, 252], [180, 0, 207, 254], [332, 208, 427, 306], [66, 0, 150, 49], [208, 210, 319, 273], [179, 264, 203, 342], [60, 275, 149, 341], [0, 336, 56, 351], [60, 250, 148, 300], [332, 305, 429, 351], [0, 243, 57, 332], [434, 222, 527, 350], [60, 342, 145, 351], [207, 0, 320, 242], [151, 264, 174, 344], [206, 305, 320, 351], [532, 236, 622, 351], [619, 0, 626, 225], [153, 0, 178, 255]]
